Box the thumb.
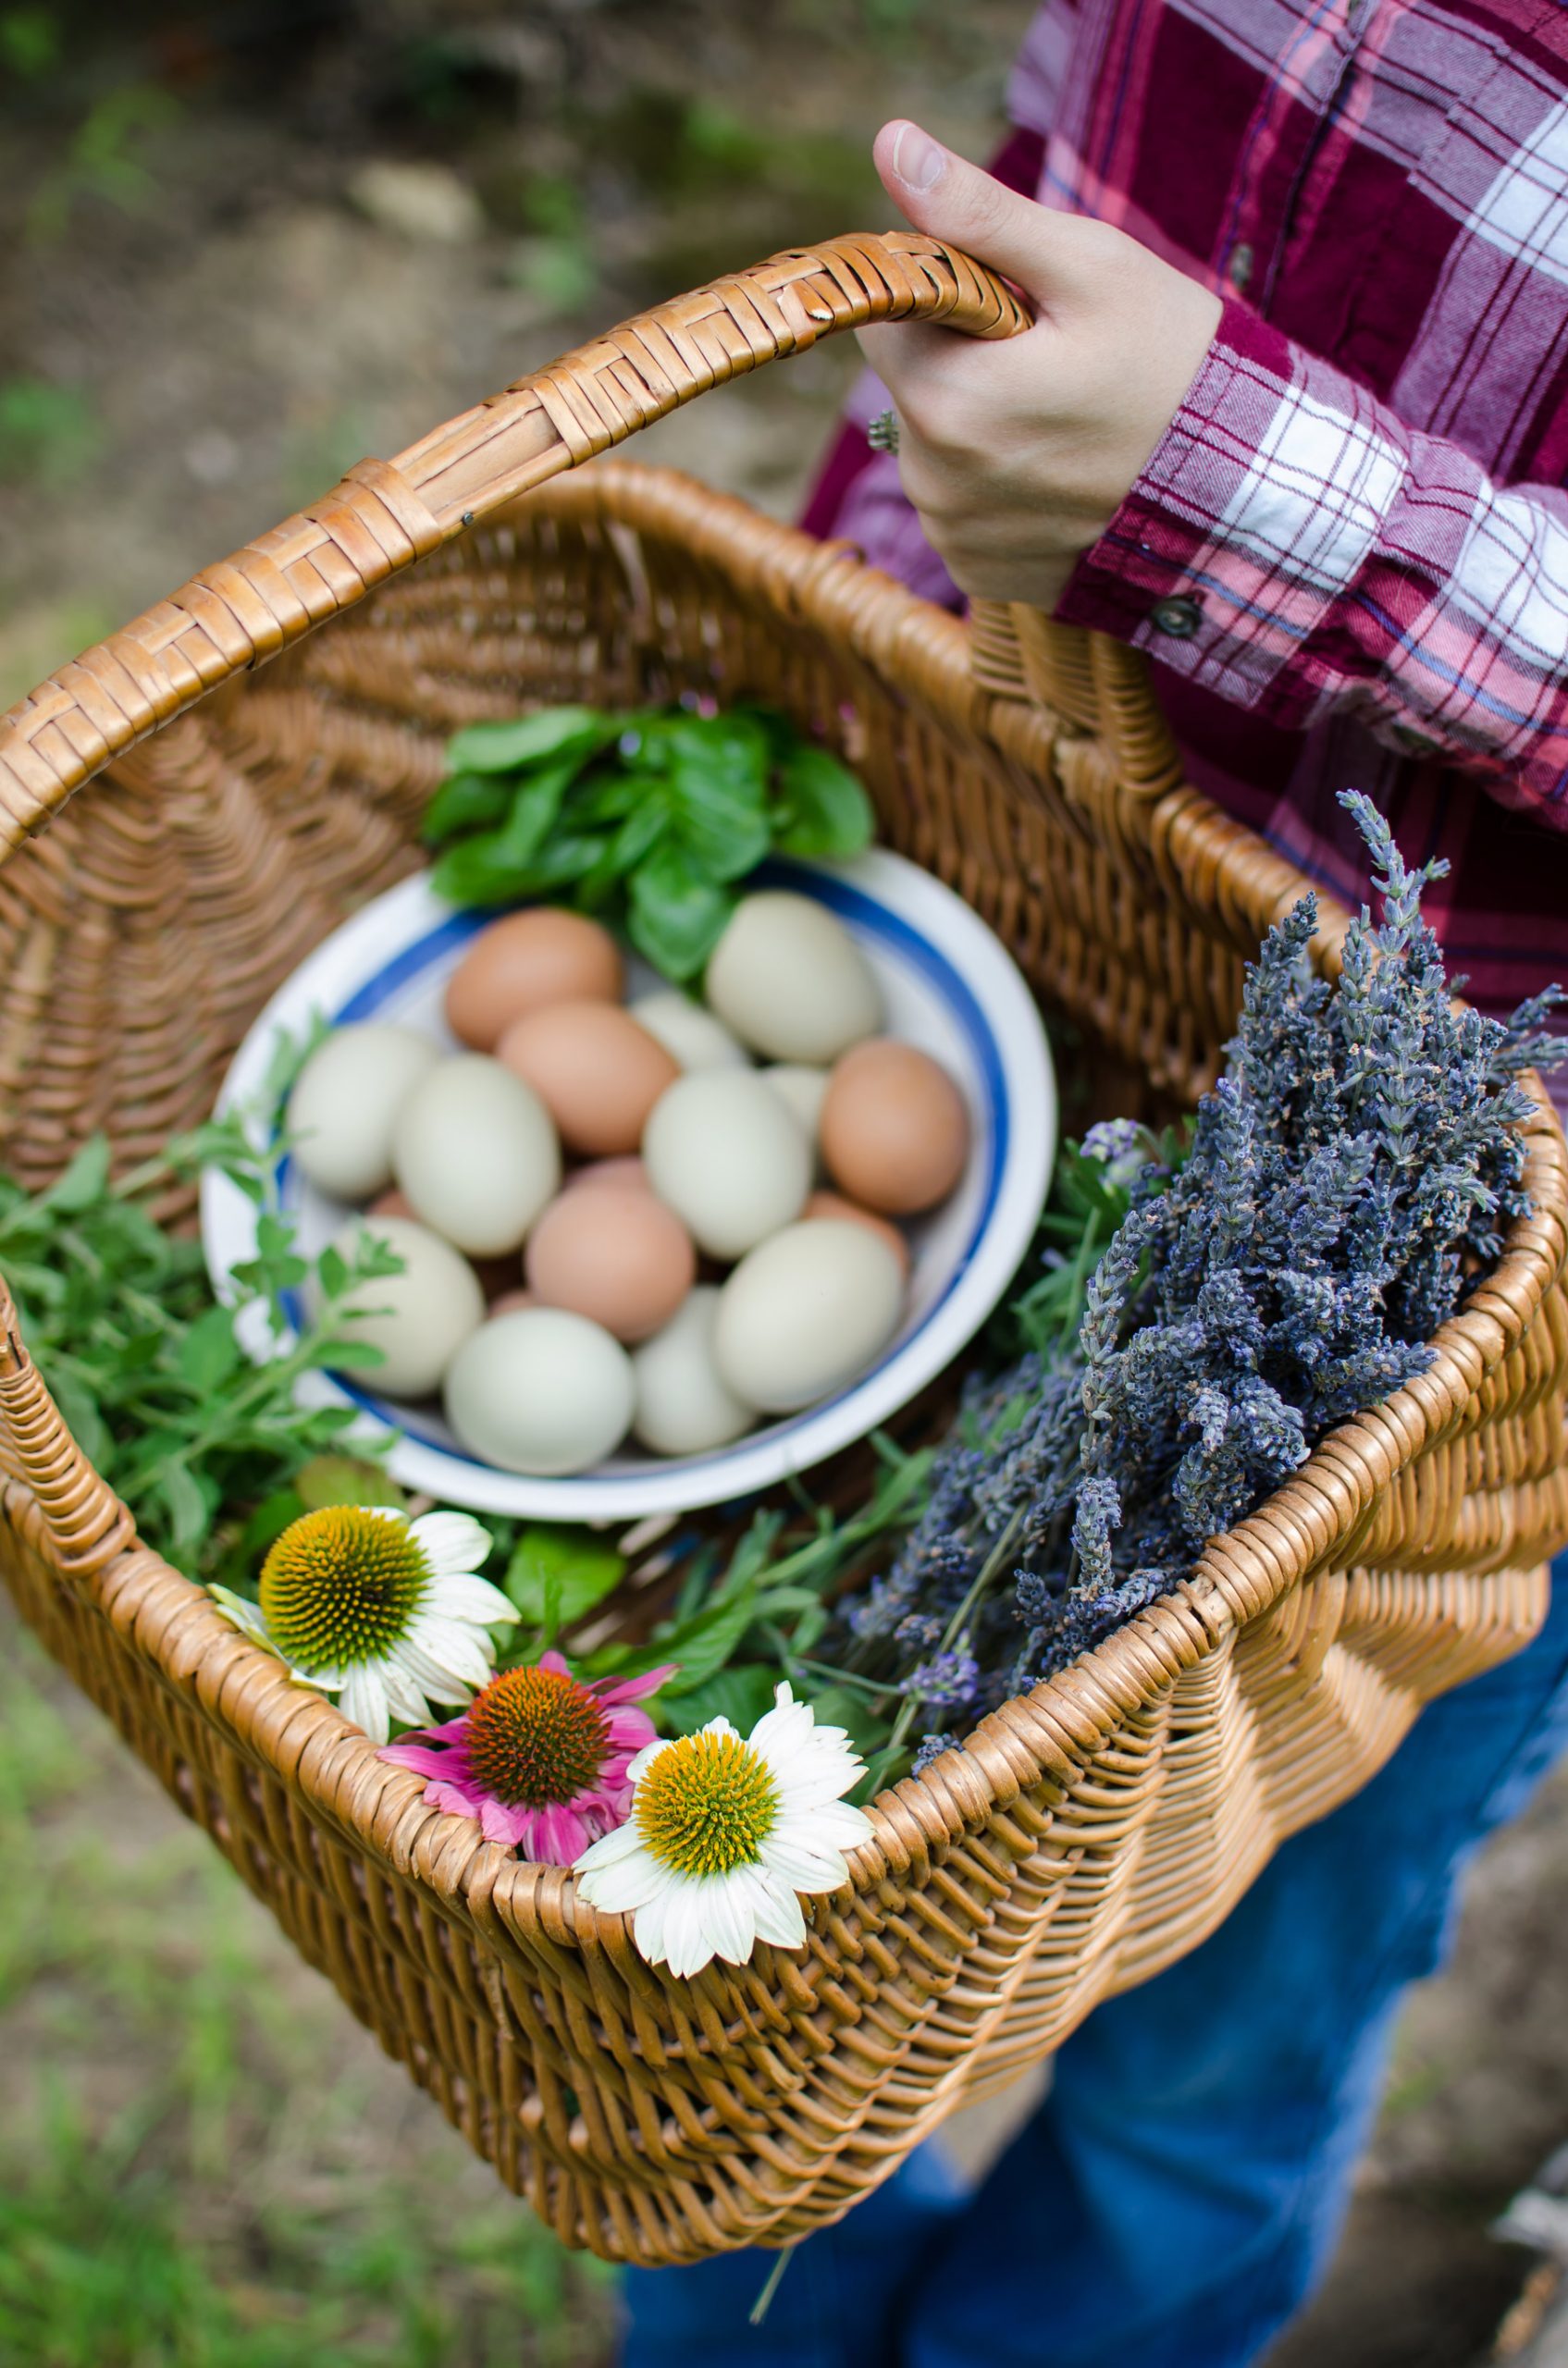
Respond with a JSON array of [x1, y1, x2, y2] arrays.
[[874, 118, 1061, 299]]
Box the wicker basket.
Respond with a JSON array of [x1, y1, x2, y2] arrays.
[[2, 232, 1566, 2265]]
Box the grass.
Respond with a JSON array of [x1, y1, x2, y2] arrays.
[[0, 1610, 615, 2368]]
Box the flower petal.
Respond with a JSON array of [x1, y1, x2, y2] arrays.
[[595, 1663, 678, 1708], [661, 1879, 719, 1978], [428, 1572, 517, 1629], [339, 1664, 390, 1745], [208, 1589, 279, 1655], [401, 1615, 495, 1694], [749, 1873, 808, 1953], [601, 1707, 658, 1753], [625, 1736, 673, 1784], [574, 1819, 647, 1875], [631, 1881, 672, 1967], [377, 1739, 470, 1784], [580, 1851, 673, 1917], [759, 1832, 849, 1895], [528, 1804, 593, 1865], [479, 1796, 533, 1847], [377, 1654, 435, 1728], [409, 1511, 493, 1578], [695, 1872, 758, 1967]]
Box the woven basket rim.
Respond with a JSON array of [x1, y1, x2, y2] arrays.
[[12, 460, 1562, 1987]]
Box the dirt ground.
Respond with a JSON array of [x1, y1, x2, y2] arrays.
[[2, 6, 1566, 2362]]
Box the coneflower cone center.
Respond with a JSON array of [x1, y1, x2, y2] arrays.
[[259, 1509, 427, 1671], [464, 1667, 611, 1807], [635, 1733, 779, 1877]]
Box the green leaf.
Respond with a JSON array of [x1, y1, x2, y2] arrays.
[[801, 1683, 890, 1760], [240, 1488, 307, 1555], [294, 1454, 404, 1512], [660, 1663, 777, 1735], [654, 1590, 762, 1694], [176, 1304, 241, 1393], [45, 1135, 111, 1214], [504, 1524, 625, 1630], [665, 715, 772, 882], [420, 770, 514, 845], [625, 844, 734, 981], [154, 1463, 215, 1559], [445, 707, 620, 775], [773, 745, 875, 858], [429, 834, 537, 907]]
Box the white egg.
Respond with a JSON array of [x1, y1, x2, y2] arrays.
[[631, 1287, 756, 1455], [287, 1024, 438, 1201], [760, 1064, 829, 1153], [704, 892, 883, 1063], [392, 1054, 561, 1256], [714, 1220, 904, 1413], [324, 1213, 485, 1399], [643, 1071, 810, 1261], [629, 989, 749, 1073], [444, 1307, 634, 1475]]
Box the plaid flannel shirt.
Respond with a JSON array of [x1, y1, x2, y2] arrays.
[[803, 0, 1568, 1075]]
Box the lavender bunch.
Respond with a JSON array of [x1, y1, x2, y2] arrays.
[[831, 795, 1562, 1760]]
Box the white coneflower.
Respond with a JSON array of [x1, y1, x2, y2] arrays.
[[574, 1683, 874, 1977], [210, 1506, 513, 1745]]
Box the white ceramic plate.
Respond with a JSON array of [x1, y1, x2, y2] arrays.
[[201, 852, 1056, 1519]]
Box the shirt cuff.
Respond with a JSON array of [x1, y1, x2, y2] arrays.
[[1055, 301, 1355, 724]]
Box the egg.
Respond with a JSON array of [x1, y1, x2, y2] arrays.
[[705, 892, 882, 1063], [489, 1287, 537, 1316], [628, 990, 749, 1073], [525, 1184, 696, 1342], [642, 1071, 811, 1260], [392, 1054, 561, 1255], [445, 908, 622, 1050], [564, 1155, 649, 1196], [760, 1064, 829, 1153], [713, 1221, 904, 1413], [287, 1025, 438, 1201], [498, 1000, 678, 1157], [631, 1287, 755, 1455], [802, 1189, 911, 1278], [444, 1307, 634, 1475], [323, 1213, 485, 1399], [820, 1039, 971, 1215]]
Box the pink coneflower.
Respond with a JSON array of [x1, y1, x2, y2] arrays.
[[377, 1650, 674, 1862]]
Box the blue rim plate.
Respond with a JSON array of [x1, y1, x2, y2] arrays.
[[200, 850, 1056, 1519]]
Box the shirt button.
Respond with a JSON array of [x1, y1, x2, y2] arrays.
[[1228, 243, 1254, 292], [1150, 595, 1203, 638]]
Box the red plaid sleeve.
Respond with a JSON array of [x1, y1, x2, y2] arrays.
[[1058, 302, 1568, 824]]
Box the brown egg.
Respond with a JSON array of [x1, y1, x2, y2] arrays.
[[525, 1185, 696, 1343], [369, 1188, 414, 1220], [564, 1155, 650, 1196], [497, 1002, 679, 1157], [820, 1039, 971, 1216], [445, 909, 623, 1051], [488, 1286, 537, 1317], [802, 1189, 912, 1278]]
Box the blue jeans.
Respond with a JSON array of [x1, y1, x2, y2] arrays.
[[623, 1559, 1568, 2368]]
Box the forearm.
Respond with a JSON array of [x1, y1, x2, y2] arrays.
[[1059, 303, 1568, 820]]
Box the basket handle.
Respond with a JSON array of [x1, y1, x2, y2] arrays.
[[0, 231, 1027, 861]]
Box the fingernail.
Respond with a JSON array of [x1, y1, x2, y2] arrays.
[[891, 122, 946, 191]]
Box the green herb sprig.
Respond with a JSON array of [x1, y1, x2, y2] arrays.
[[422, 704, 875, 980]]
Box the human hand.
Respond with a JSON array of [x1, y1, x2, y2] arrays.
[[857, 121, 1223, 611]]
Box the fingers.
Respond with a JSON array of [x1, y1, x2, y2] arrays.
[[873, 118, 1064, 298]]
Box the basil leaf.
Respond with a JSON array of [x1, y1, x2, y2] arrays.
[[445, 707, 621, 775], [505, 1524, 625, 1629], [666, 715, 772, 882], [430, 832, 535, 907], [625, 844, 734, 981], [420, 771, 513, 845], [773, 746, 875, 858]]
